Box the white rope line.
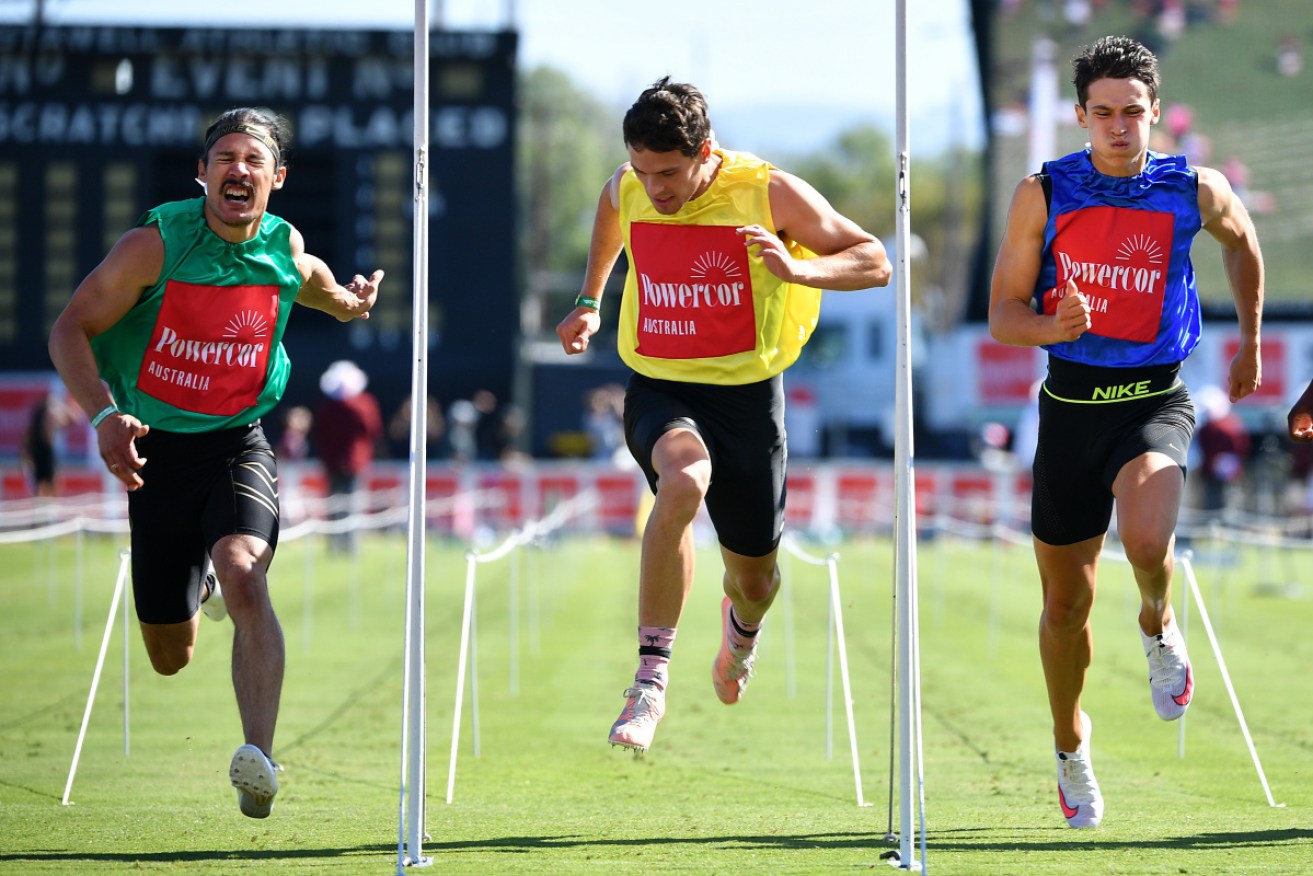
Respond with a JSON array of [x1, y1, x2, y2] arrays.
[[7, 479, 1313, 554], [1178, 551, 1283, 808], [0, 487, 515, 544], [466, 489, 600, 564], [780, 531, 839, 566]]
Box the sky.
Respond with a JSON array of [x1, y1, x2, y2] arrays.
[[0, 0, 984, 156]]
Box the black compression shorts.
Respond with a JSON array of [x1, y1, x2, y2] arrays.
[[624, 373, 787, 558], [1031, 358, 1195, 546], [127, 423, 280, 624]]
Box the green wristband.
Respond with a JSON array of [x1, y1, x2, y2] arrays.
[[90, 404, 118, 428], [575, 296, 601, 311]]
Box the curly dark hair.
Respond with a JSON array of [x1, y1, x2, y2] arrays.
[[201, 107, 291, 168], [622, 76, 712, 156], [1071, 35, 1160, 106]]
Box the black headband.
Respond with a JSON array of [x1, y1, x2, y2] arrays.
[[205, 122, 281, 166]]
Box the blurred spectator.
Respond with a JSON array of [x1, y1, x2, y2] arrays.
[[1179, 129, 1211, 167], [473, 389, 505, 461], [387, 395, 446, 459], [1063, 0, 1092, 28], [1012, 378, 1043, 472], [447, 389, 523, 464], [583, 383, 626, 463], [275, 405, 314, 524], [457, 388, 526, 463], [1219, 154, 1274, 215], [22, 393, 70, 497], [276, 405, 313, 461], [1165, 103, 1193, 143], [313, 361, 383, 553], [1221, 155, 1251, 203], [475, 388, 504, 459], [1278, 34, 1303, 77], [1158, 0, 1186, 40], [448, 398, 479, 463], [1193, 384, 1250, 512], [498, 404, 530, 465], [784, 383, 822, 459]]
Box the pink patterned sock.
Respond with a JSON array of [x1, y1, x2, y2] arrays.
[[726, 606, 761, 655], [635, 625, 676, 691]]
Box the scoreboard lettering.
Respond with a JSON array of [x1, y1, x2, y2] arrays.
[[0, 24, 517, 424]]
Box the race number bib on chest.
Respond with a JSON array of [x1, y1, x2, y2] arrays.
[[138, 280, 279, 416], [1045, 206, 1173, 344], [630, 223, 756, 359]]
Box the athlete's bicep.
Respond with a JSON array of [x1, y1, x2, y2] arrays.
[[989, 177, 1049, 341], [768, 171, 875, 255], [1196, 166, 1256, 252], [62, 227, 164, 337], [991, 177, 1047, 303]]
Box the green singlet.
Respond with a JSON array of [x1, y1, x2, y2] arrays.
[[91, 198, 303, 432]]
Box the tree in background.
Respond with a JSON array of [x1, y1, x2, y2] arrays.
[[783, 125, 896, 241], [785, 126, 984, 330], [517, 66, 623, 336]]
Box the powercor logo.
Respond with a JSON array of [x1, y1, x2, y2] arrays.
[[1049, 206, 1173, 344], [153, 310, 268, 369], [1055, 234, 1163, 295], [639, 250, 746, 310], [139, 281, 281, 417]]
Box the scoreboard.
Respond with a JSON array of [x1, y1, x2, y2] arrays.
[[0, 24, 517, 421]]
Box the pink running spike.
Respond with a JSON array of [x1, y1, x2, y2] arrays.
[[608, 683, 666, 752], [711, 597, 757, 705]]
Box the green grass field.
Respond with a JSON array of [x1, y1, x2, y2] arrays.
[[1, 530, 1310, 874]]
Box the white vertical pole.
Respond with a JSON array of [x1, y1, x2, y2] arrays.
[[508, 550, 519, 696], [827, 554, 869, 808], [825, 575, 836, 761], [75, 527, 84, 651], [1027, 37, 1058, 175], [892, 0, 926, 869], [398, 0, 432, 869], [446, 552, 479, 804], [1178, 558, 1190, 760], [121, 567, 130, 757], [62, 548, 130, 806], [781, 553, 797, 699]]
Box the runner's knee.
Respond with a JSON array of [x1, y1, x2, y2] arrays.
[[140, 625, 196, 675], [1041, 585, 1093, 631], [652, 465, 709, 520], [726, 564, 779, 606], [1119, 530, 1172, 573], [215, 564, 271, 619]]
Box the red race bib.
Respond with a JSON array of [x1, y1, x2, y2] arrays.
[[630, 223, 756, 359], [138, 280, 279, 416], [1045, 206, 1172, 343]]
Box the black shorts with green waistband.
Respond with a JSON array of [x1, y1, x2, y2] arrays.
[[1031, 357, 1195, 546]]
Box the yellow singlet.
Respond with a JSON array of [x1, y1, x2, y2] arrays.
[[616, 149, 821, 385]]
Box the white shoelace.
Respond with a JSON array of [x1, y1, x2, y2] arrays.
[[1146, 633, 1188, 690], [1058, 754, 1097, 800], [722, 647, 757, 680], [620, 686, 662, 721]]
